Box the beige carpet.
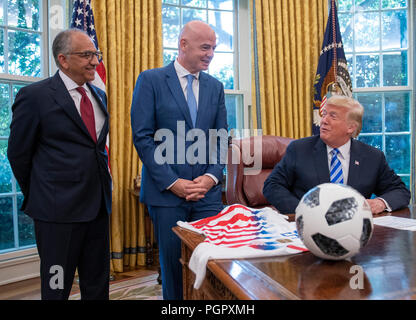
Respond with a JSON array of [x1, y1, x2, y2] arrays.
[[69, 273, 162, 300]]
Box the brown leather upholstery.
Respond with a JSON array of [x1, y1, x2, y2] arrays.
[[225, 135, 294, 208]]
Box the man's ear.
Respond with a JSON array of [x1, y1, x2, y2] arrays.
[[347, 121, 358, 136], [179, 38, 187, 51], [57, 53, 68, 70]]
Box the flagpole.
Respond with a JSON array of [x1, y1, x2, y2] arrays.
[[312, 0, 352, 134], [83, 0, 87, 32], [332, 0, 337, 83]]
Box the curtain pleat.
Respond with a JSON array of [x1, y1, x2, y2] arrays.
[[92, 0, 162, 273], [251, 0, 328, 138]]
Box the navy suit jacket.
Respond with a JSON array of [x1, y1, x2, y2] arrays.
[[263, 135, 410, 214], [7, 72, 112, 222], [131, 62, 228, 209]]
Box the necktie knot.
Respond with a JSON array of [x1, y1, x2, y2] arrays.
[[331, 148, 340, 157], [186, 74, 194, 85], [76, 86, 87, 96], [330, 148, 344, 184]]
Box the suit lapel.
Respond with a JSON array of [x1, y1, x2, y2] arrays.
[[88, 84, 108, 117], [196, 72, 209, 129], [165, 63, 194, 128], [51, 72, 91, 139], [347, 139, 362, 188], [313, 137, 330, 183], [88, 83, 109, 144]]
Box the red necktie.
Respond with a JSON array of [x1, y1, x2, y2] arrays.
[[76, 87, 97, 142]]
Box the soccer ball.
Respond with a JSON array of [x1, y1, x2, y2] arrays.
[[295, 183, 374, 260]]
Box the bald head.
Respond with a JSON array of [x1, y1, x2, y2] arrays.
[[179, 21, 216, 46], [177, 20, 217, 74]]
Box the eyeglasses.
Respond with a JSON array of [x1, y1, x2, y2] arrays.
[[68, 51, 103, 61]]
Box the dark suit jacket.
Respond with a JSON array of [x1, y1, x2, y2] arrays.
[[263, 135, 410, 214], [7, 72, 112, 223], [130, 62, 228, 210]]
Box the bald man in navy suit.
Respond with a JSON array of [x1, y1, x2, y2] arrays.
[[131, 21, 228, 300], [263, 95, 410, 215]]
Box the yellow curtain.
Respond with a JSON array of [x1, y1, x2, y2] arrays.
[[251, 0, 328, 138], [92, 0, 163, 272]]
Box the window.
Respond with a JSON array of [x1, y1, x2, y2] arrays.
[[0, 81, 33, 253], [0, 0, 70, 256], [0, 0, 44, 78], [0, 0, 47, 254], [338, 0, 413, 191], [162, 0, 251, 136]]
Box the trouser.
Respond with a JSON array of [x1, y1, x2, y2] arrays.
[[147, 202, 223, 300], [34, 209, 110, 300]]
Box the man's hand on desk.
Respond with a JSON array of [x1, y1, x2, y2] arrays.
[[366, 198, 387, 215]]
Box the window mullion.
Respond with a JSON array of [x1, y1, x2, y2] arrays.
[[7, 82, 19, 250], [3, 2, 9, 75], [381, 93, 386, 153], [379, 5, 383, 87], [41, 0, 48, 77], [0, 0, 47, 254], [233, 0, 239, 90], [12, 193, 19, 249]]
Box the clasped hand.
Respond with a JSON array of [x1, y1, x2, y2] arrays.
[[170, 176, 215, 201]]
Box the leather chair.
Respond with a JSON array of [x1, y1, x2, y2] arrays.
[[225, 135, 294, 208]]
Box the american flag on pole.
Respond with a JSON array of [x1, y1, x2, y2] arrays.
[[312, 0, 352, 135], [71, 0, 110, 169], [71, 0, 106, 91], [177, 204, 307, 288]]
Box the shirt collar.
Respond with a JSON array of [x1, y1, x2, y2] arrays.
[[174, 59, 200, 80], [58, 70, 90, 93], [326, 139, 351, 159]]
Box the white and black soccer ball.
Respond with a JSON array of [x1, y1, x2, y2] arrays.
[[295, 183, 374, 260]]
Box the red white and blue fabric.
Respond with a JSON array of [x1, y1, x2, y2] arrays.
[[177, 204, 308, 289]]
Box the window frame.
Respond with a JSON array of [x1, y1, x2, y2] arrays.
[[0, 0, 49, 81], [0, 0, 71, 283], [227, 0, 251, 134], [412, 0, 416, 202], [0, 0, 50, 256], [161, 0, 252, 136], [339, 0, 414, 201]]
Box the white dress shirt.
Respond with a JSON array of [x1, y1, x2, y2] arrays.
[[59, 70, 105, 140], [166, 60, 218, 190], [326, 140, 351, 183], [174, 59, 200, 108]]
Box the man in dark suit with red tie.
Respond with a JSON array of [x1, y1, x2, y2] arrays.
[[7, 29, 112, 300]]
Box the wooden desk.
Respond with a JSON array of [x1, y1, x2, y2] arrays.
[[173, 205, 416, 300]]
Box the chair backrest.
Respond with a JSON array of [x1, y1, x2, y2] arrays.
[[225, 135, 294, 208]]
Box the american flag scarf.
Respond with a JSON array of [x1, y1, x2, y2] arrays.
[[177, 204, 308, 289]]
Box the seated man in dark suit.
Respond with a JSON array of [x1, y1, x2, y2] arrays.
[[263, 95, 410, 215]]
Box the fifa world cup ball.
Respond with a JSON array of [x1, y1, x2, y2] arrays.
[[295, 183, 374, 260]]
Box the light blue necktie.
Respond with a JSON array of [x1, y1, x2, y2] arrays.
[[186, 74, 197, 127], [330, 148, 344, 184]]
